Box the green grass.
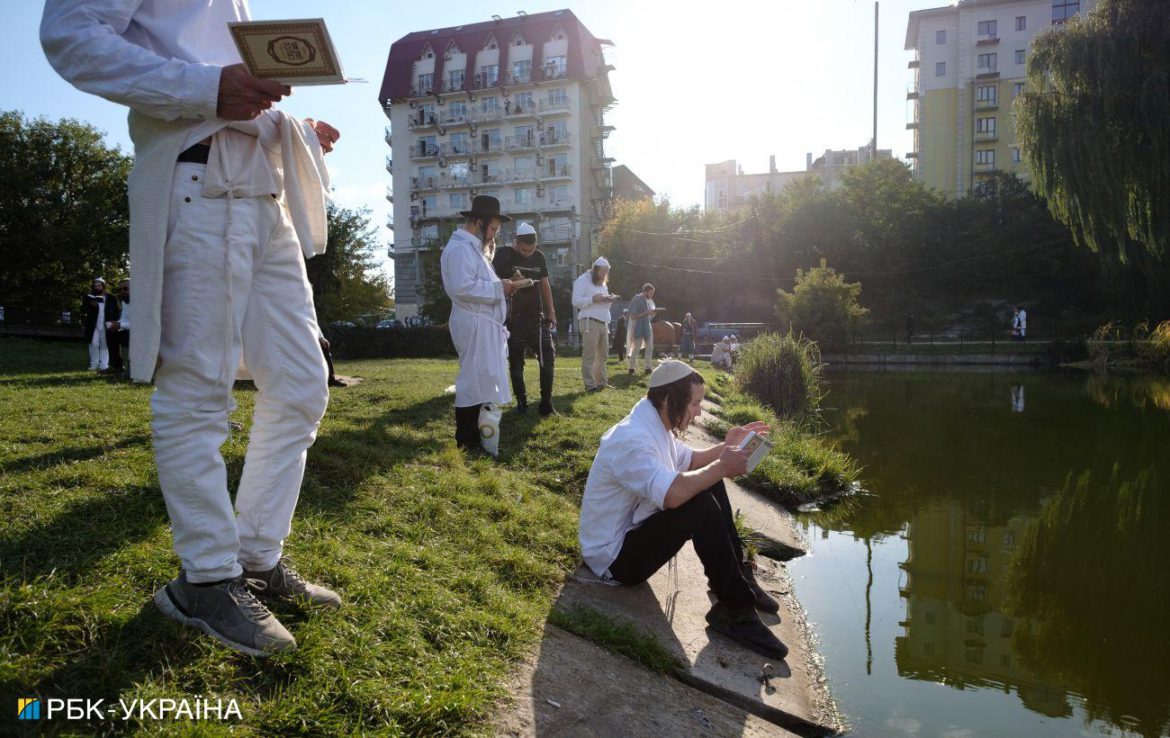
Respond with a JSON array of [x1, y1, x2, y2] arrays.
[[548, 605, 683, 676], [699, 370, 860, 509], [0, 339, 853, 735]]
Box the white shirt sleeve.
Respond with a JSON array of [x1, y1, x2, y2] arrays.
[[40, 0, 221, 122], [571, 275, 594, 311], [442, 243, 504, 305], [611, 441, 681, 511], [672, 438, 694, 472]]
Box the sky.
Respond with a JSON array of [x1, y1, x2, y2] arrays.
[[5, 0, 943, 281]]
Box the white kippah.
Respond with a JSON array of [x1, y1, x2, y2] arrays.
[[648, 359, 697, 388], [516, 221, 537, 236], [593, 256, 610, 269]]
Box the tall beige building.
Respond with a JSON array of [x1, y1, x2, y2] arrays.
[[905, 0, 1096, 197], [378, 10, 616, 319]]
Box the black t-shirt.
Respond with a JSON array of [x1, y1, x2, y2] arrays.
[[493, 246, 549, 323]]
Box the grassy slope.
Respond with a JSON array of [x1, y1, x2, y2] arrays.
[[0, 339, 850, 735]]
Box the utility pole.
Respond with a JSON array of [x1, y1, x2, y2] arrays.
[[873, 1, 880, 159]]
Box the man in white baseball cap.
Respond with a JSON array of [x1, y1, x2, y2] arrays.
[[492, 221, 558, 415], [572, 256, 618, 391], [578, 360, 788, 660]]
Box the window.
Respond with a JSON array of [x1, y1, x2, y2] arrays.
[[555, 249, 567, 267], [1012, 147, 1022, 163], [420, 224, 439, 241], [935, 61, 946, 77], [543, 55, 567, 78], [1052, 1, 1080, 24], [416, 73, 434, 94], [1004, 530, 1017, 545], [924, 612, 936, 625], [449, 162, 469, 180], [977, 19, 997, 37], [936, 29, 946, 44], [966, 556, 989, 574], [966, 525, 988, 543], [514, 124, 535, 144], [418, 135, 437, 156], [976, 117, 997, 134], [513, 91, 534, 112], [514, 187, 532, 205], [1015, 49, 1026, 65], [548, 184, 569, 203], [513, 156, 535, 178], [547, 152, 569, 176], [547, 88, 569, 106], [975, 149, 996, 166], [965, 617, 984, 635], [1014, 82, 1025, 98], [511, 59, 531, 83], [449, 192, 467, 210], [964, 646, 984, 664], [478, 64, 499, 87], [1015, 15, 1027, 31], [449, 132, 468, 153], [447, 69, 465, 91], [420, 195, 436, 214], [977, 85, 998, 103], [480, 96, 499, 116], [977, 53, 997, 72], [924, 643, 936, 656], [481, 128, 501, 151], [446, 100, 467, 121]]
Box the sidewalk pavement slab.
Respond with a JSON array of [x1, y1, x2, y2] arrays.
[[493, 624, 800, 738]]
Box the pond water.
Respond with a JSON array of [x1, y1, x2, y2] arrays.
[[792, 370, 1170, 738]]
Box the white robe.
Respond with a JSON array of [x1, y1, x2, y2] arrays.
[[441, 229, 511, 407]]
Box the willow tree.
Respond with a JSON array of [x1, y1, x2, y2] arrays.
[[1016, 0, 1170, 266]]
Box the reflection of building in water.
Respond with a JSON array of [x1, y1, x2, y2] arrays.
[[895, 504, 1072, 718], [1011, 384, 1025, 413]]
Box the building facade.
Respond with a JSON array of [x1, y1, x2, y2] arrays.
[[610, 164, 655, 202], [378, 10, 616, 319], [905, 0, 1096, 197], [705, 146, 892, 214]]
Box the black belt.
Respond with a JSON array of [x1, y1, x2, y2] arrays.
[[177, 143, 211, 164], [583, 317, 608, 324]]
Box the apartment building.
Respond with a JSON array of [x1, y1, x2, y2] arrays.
[[610, 164, 655, 202], [705, 146, 892, 214], [905, 0, 1096, 197], [378, 9, 616, 319]]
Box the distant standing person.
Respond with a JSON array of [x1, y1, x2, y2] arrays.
[[81, 277, 119, 372], [905, 312, 915, 344], [441, 195, 521, 454], [1011, 307, 1023, 342], [1017, 306, 1028, 342], [107, 279, 131, 373], [573, 256, 617, 392], [680, 312, 698, 361], [627, 283, 661, 375], [613, 309, 628, 361], [493, 221, 558, 416]]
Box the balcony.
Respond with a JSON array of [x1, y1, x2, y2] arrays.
[[386, 185, 394, 203], [538, 96, 572, 114], [906, 122, 918, 130], [540, 224, 573, 243], [407, 109, 438, 130], [906, 152, 919, 159], [539, 131, 572, 148], [386, 216, 394, 231], [384, 126, 393, 146], [439, 141, 474, 158], [509, 73, 532, 85], [411, 237, 440, 250], [906, 88, 920, 100], [504, 102, 538, 119], [411, 175, 439, 191], [385, 155, 394, 174], [504, 134, 539, 153], [973, 160, 998, 173], [976, 67, 1000, 79], [975, 130, 999, 143], [541, 64, 568, 81], [509, 168, 539, 185], [976, 36, 1000, 46], [443, 77, 467, 94], [472, 72, 500, 90], [410, 144, 439, 161], [539, 164, 573, 181], [438, 110, 471, 128], [908, 60, 920, 69], [974, 97, 999, 111]]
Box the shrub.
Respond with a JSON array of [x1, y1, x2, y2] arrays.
[[734, 332, 823, 421], [325, 325, 455, 359], [774, 261, 868, 352]]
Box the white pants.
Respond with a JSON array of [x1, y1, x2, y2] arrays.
[[88, 327, 108, 370], [151, 163, 329, 583], [629, 332, 654, 371], [580, 318, 609, 389]]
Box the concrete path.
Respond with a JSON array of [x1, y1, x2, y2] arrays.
[[493, 624, 800, 738]]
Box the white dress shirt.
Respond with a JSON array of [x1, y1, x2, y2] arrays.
[[579, 398, 694, 577], [573, 271, 612, 323]]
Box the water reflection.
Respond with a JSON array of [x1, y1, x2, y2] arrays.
[[814, 371, 1170, 737]]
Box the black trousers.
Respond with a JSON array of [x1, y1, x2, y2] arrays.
[[107, 330, 129, 370], [454, 403, 482, 450], [608, 481, 754, 608], [507, 320, 555, 404]]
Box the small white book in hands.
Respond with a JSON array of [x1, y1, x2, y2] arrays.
[[736, 431, 773, 474], [229, 19, 353, 85]]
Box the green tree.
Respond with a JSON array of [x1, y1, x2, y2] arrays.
[[306, 203, 393, 325], [1016, 0, 1170, 263], [775, 261, 868, 351], [0, 111, 132, 312]]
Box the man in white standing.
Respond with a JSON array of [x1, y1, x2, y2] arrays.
[[627, 282, 661, 375], [572, 256, 617, 392], [42, 0, 343, 656], [441, 195, 521, 455], [1018, 306, 1028, 342]]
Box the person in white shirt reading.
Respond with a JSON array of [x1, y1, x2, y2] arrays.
[[42, 0, 342, 658], [626, 283, 662, 375], [579, 360, 788, 660], [572, 257, 618, 392]]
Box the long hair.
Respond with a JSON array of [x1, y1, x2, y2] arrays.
[[647, 371, 705, 435], [483, 236, 497, 260]]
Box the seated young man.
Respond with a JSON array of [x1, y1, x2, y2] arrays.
[[578, 360, 787, 660]]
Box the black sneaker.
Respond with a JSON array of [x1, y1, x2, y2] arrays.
[[514, 399, 528, 414], [705, 602, 789, 660], [243, 558, 342, 609], [154, 572, 296, 656], [538, 401, 558, 416], [743, 562, 781, 614]]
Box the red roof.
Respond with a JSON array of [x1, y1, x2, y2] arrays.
[[378, 9, 612, 104]]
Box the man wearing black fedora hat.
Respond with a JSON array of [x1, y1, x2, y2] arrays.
[[441, 195, 525, 455]]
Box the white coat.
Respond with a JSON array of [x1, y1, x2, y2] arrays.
[[441, 229, 511, 407]]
